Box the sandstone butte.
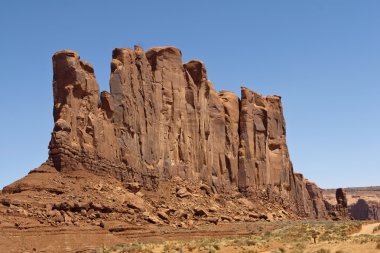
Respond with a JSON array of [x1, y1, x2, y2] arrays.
[[0, 46, 347, 244]]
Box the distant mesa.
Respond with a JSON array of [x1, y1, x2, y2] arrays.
[[322, 186, 380, 220]]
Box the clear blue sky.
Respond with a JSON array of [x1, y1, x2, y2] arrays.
[[0, 1, 379, 189]]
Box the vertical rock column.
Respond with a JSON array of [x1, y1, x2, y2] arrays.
[[145, 47, 190, 181], [238, 87, 323, 217], [220, 91, 240, 186], [49, 50, 118, 171], [49, 50, 100, 169], [110, 47, 156, 180]]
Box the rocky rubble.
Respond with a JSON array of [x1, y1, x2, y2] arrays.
[[0, 165, 299, 231], [1, 46, 333, 230]]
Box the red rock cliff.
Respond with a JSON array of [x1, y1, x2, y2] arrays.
[[48, 46, 327, 218]]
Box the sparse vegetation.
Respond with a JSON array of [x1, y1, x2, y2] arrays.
[[313, 249, 330, 253], [93, 221, 380, 253], [373, 224, 380, 233]]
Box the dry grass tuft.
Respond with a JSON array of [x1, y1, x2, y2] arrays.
[[373, 224, 380, 233]]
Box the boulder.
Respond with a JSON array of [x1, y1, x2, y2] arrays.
[[157, 211, 170, 222], [193, 207, 208, 217], [176, 188, 191, 198], [143, 212, 161, 224]]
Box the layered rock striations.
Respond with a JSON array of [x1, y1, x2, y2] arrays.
[[44, 46, 326, 218]]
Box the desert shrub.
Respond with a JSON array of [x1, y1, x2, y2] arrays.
[[162, 244, 171, 252], [213, 243, 221, 250], [264, 231, 271, 237], [92, 242, 159, 253], [229, 236, 257, 247], [175, 246, 184, 253], [271, 248, 286, 253], [376, 242, 380, 250], [313, 249, 330, 253], [291, 242, 306, 253], [245, 238, 256, 246], [187, 244, 196, 252]]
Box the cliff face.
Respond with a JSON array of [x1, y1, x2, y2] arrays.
[[47, 46, 327, 218]]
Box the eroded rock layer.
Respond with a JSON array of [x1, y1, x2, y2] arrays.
[[47, 46, 326, 218]]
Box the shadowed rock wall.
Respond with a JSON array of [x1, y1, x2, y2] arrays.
[[349, 199, 380, 220]]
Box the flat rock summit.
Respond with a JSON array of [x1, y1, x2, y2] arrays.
[[0, 46, 347, 251]]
